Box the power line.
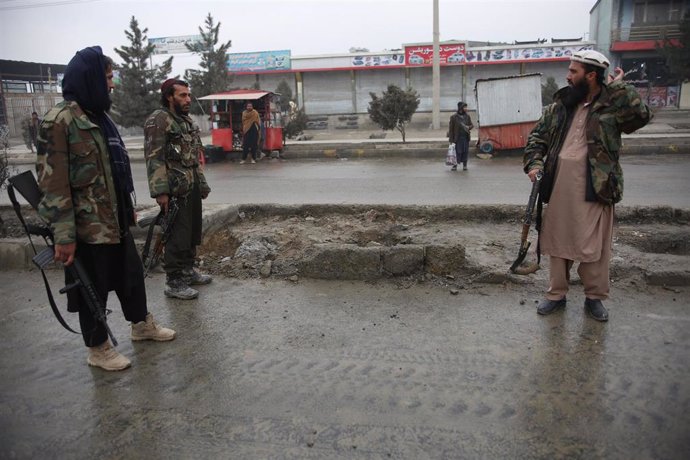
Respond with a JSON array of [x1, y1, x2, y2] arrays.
[[0, 0, 105, 11]]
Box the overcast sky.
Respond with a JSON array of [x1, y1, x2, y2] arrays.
[[1, 0, 594, 76]]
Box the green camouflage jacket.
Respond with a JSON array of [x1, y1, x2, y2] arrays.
[[523, 80, 652, 205], [144, 108, 210, 198], [36, 101, 121, 245]]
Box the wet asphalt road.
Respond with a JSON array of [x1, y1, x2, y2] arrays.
[[0, 270, 689, 458], [4, 154, 690, 208], [169, 154, 690, 207], [2, 154, 690, 457]]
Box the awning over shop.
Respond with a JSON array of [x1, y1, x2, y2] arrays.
[[198, 90, 273, 101]]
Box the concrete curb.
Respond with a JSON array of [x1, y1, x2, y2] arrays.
[[6, 135, 690, 165], [227, 204, 690, 285], [1, 203, 239, 272], [234, 203, 690, 225], [148, 135, 690, 160], [0, 237, 47, 269]]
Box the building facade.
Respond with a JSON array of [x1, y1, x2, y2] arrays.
[[227, 41, 593, 129], [590, 0, 688, 108], [0, 60, 65, 136]]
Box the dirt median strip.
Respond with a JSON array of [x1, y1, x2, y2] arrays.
[[194, 204, 690, 285], [2, 204, 689, 286]]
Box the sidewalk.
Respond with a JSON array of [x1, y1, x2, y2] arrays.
[[4, 110, 690, 164]]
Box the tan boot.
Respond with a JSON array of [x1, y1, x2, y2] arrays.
[[87, 341, 131, 371], [131, 313, 176, 342]]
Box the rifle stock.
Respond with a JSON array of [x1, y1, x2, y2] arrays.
[[510, 172, 542, 274], [8, 170, 43, 210]]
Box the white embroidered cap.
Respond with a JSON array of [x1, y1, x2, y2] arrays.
[[570, 50, 610, 69]]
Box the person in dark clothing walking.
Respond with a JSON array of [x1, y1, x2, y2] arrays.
[[448, 101, 474, 171]]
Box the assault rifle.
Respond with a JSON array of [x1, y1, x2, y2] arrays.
[[7, 171, 118, 346], [141, 197, 179, 278], [510, 171, 542, 275]]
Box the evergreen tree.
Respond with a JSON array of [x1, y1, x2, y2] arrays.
[[111, 16, 173, 127], [368, 85, 420, 143], [284, 108, 309, 141], [185, 13, 233, 114], [275, 80, 294, 113], [660, 12, 690, 81]]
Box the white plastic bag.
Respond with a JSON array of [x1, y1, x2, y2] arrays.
[[445, 143, 457, 166]]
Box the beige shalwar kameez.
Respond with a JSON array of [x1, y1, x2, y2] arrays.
[[540, 102, 614, 301]]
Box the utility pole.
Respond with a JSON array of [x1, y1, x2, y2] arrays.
[[432, 0, 440, 130]]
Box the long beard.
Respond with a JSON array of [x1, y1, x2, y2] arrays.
[[174, 101, 189, 115], [563, 79, 589, 108]]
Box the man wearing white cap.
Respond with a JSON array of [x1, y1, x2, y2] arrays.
[[522, 50, 651, 322]]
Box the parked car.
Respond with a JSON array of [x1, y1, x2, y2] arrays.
[[447, 52, 465, 63], [408, 54, 424, 65], [531, 49, 545, 59], [491, 50, 505, 60]]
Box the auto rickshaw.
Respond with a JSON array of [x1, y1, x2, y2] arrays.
[[198, 89, 283, 161]]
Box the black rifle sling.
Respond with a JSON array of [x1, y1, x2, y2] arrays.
[[6, 183, 79, 335]]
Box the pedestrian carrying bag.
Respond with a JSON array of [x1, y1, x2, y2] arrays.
[[445, 143, 457, 166]]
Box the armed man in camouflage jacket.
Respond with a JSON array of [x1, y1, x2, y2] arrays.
[[523, 50, 651, 322], [37, 46, 175, 372], [145, 79, 212, 300]]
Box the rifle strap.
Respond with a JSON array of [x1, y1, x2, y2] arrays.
[[7, 183, 79, 335], [39, 266, 80, 334], [7, 184, 37, 253]]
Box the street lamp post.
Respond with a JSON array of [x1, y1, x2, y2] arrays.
[[432, 0, 440, 130]]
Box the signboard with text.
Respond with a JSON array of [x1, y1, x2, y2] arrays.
[[226, 50, 291, 72], [350, 53, 405, 67], [403, 43, 593, 66], [464, 44, 593, 64], [404, 43, 467, 66], [149, 35, 203, 55]]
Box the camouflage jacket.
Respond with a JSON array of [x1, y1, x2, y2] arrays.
[[523, 80, 652, 205], [144, 108, 210, 198], [36, 101, 122, 245]]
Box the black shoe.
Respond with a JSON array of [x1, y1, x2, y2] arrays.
[[451, 165, 457, 171], [585, 298, 609, 322], [537, 297, 566, 315]]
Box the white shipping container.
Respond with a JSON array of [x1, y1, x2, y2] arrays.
[[475, 74, 543, 127]]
